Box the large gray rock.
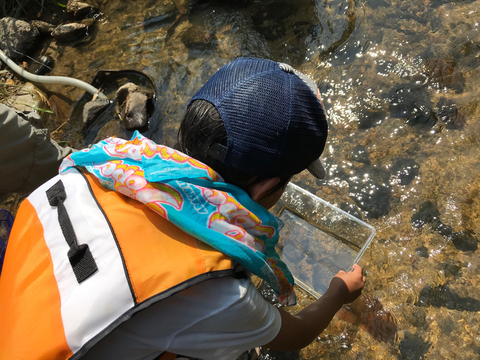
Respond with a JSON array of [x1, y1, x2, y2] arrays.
[[116, 83, 154, 131], [51, 23, 88, 43], [0, 17, 40, 61], [83, 99, 110, 126]]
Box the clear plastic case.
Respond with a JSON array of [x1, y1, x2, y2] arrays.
[[270, 183, 376, 298]]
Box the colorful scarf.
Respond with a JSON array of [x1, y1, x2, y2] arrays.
[[60, 131, 296, 305]]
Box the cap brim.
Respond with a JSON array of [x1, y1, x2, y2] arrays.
[[306, 158, 326, 179]]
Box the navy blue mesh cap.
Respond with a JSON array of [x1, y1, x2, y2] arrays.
[[189, 57, 328, 179]]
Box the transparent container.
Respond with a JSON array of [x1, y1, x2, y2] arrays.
[[270, 183, 376, 298]]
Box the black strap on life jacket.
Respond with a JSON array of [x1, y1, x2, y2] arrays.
[[46, 180, 98, 283]]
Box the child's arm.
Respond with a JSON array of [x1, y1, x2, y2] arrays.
[[264, 264, 366, 351]]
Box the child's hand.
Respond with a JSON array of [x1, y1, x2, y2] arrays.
[[327, 264, 366, 304]]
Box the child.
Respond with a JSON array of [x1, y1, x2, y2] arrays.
[[0, 58, 365, 360]]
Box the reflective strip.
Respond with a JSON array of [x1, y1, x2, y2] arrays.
[[28, 168, 135, 354]]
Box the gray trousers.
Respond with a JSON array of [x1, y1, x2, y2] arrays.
[[0, 104, 74, 193]]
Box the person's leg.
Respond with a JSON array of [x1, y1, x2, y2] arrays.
[[0, 103, 74, 193]]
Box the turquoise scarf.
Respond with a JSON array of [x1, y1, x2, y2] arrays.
[[60, 131, 296, 305]]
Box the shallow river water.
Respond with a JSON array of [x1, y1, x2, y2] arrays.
[[37, 0, 480, 358]]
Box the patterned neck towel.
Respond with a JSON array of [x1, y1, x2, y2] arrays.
[[60, 131, 296, 306]]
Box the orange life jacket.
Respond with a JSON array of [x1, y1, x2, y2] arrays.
[[0, 167, 234, 359]]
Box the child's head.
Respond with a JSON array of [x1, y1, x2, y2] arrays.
[[176, 58, 328, 200]]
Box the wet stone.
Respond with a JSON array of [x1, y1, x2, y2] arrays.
[[416, 285, 480, 311], [440, 318, 456, 335], [347, 167, 391, 219], [30, 20, 55, 36], [410, 307, 429, 330], [116, 83, 155, 131], [387, 85, 433, 123], [349, 145, 371, 165], [339, 202, 363, 220], [432, 222, 454, 238], [143, 1, 178, 27], [80, 18, 96, 27], [390, 158, 419, 186], [357, 108, 387, 129], [424, 56, 465, 94], [369, 0, 390, 10], [405, 105, 437, 128], [51, 23, 88, 43], [93, 120, 126, 144], [399, 331, 431, 360], [66, 0, 98, 19], [451, 230, 478, 252], [411, 202, 477, 251], [411, 201, 441, 229], [415, 246, 429, 258], [181, 25, 215, 49], [436, 98, 465, 129], [83, 99, 110, 126], [441, 259, 463, 277], [251, 2, 295, 41]]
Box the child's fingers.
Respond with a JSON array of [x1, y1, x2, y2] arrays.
[[352, 264, 363, 275]]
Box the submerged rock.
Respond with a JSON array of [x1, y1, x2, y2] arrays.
[[440, 259, 463, 277], [436, 97, 466, 130], [411, 201, 441, 229], [349, 145, 371, 165], [405, 105, 437, 128], [387, 85, 436, 128], [251, 2, 295, 41], [399, 332, 431, 360], [181, 25, 215, 49], [416, 285, 480, 311], [357, 107, 387, 129], [348, 167, 391, 219], [415, 246, 429, 258], [115, 83, 155, 131], [411, 201, 478, 252], [451, 230, 478, 252], [390, 158, 420, 186], [424, 56, 465, 94], [0, 18, 40, 61], [52, 23, 88, 43], [339, 202, 363, 220], [143, 1, 178, 27]]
